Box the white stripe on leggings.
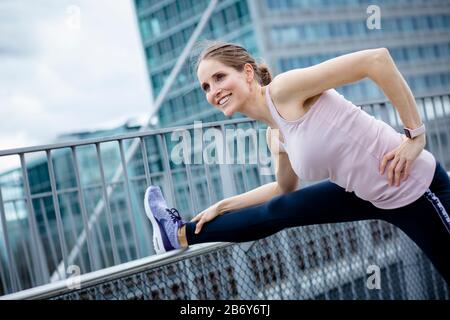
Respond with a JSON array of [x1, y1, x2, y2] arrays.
[[424, 189, 450, 234]]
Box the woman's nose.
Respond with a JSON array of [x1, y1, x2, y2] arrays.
[[213, 87, 222, 99]]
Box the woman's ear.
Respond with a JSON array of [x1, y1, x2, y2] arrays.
[[244, 63, 254, 83]]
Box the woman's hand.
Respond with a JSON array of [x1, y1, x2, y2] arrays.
[[379, 134, 426, 187], [191, 201, 223, 234]]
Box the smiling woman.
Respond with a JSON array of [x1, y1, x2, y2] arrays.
[[144, 40, 450, 286], [195, 42, 272, 118]]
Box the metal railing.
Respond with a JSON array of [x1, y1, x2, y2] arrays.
[[0, 92, 450, 299]]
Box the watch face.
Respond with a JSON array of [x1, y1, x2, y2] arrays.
[[404, 128, 411, 138]]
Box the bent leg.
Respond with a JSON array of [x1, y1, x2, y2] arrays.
[[382, 166, 450, 285]]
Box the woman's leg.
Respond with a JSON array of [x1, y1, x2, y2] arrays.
[[185, 180, 382, 244], [381, 162, 450, 284]]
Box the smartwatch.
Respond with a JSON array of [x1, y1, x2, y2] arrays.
[[404, 123, 425, 139]]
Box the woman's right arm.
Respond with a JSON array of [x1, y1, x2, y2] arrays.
[[191, 127, 299, 234]]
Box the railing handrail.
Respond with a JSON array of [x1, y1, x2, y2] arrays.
[[0, 117, 255, 157]]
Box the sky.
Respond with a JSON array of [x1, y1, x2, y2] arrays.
[[0, 0, 153, 170]]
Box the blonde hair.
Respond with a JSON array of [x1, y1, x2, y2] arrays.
[[194, 40, 272, 86]]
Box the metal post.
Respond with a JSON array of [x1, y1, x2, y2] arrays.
[[158, 134, 176, 207], [219, 124, 236, 198], [38, 198, 59, 276], [0, 188, 19, 293], [118, 139, 142, 259], [95, 143, 120, 265], [64, 198, 88, 273], [69, 147, 98, 273], [46, 150, 69, 280], [20, 154, 49, 285]]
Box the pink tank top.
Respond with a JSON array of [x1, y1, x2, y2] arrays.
[[265, 85, 436, 209]]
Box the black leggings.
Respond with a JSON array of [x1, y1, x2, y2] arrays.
[[185, 162, 450, 285]]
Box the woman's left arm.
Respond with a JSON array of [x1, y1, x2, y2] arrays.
[[369, 49, 426, 187]]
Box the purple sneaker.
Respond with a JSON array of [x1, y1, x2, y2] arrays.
[[144, 185, 186, 254]]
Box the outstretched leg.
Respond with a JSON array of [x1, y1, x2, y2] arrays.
[[185, 180, 382, 244]]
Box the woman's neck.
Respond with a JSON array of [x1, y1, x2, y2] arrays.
[[241, 84, 278, 129]]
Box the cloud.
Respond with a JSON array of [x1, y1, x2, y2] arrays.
[[0, 0, 153, 157]]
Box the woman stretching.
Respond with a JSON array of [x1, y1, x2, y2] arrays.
[[144, 41, 450, 284]]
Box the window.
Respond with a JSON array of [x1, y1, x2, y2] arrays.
[[150, 18, 161, 37], [237, 0, 249, 22], [224, 5, 238, 27], [400, 16, 414, 32], [211, 10, 226, 36]]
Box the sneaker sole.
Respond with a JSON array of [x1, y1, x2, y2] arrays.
[[144, 187, 166, 255]]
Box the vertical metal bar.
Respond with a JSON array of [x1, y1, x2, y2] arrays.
[[95, 143, 120, 265], [118, 139, 142, 259], [93, 219, 109, 268], [71, 147, 98, 272], [430, 98, 445, 163], [436, 96, 450, 162], [251, 122, 266, 185], [185, 162, 199, 215], [138, 137, 154, 252], [203, 162, 213, 205], [139, 137, 152, 186], [235, 123, 251, 192], [64, 197, 87, 273], [158, 134, 176, 206], [419, 98, 438, 153], [13, 201, 32, 290], [0, 250, 8, 294], [0, 188, 19, 293], [38, 198, 59, 274], [82, 187, 108, 268], [219, 124, 236, 198], [114, 202, 131, 262], [20, 153, 49, 285], [46, 150, 69, 280], [240, 165, 250, 192]]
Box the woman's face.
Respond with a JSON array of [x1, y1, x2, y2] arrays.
[[197, 59, 250, 117]]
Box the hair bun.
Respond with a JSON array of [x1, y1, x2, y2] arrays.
[[257, 63, 272, 86]]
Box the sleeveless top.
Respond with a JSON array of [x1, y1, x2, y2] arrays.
[[265, 85, 436, 209]]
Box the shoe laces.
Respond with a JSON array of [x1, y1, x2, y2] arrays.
[[165, 208, 183, 226]]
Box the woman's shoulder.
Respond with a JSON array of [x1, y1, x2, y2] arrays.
[[269, 75, 325, 115]]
